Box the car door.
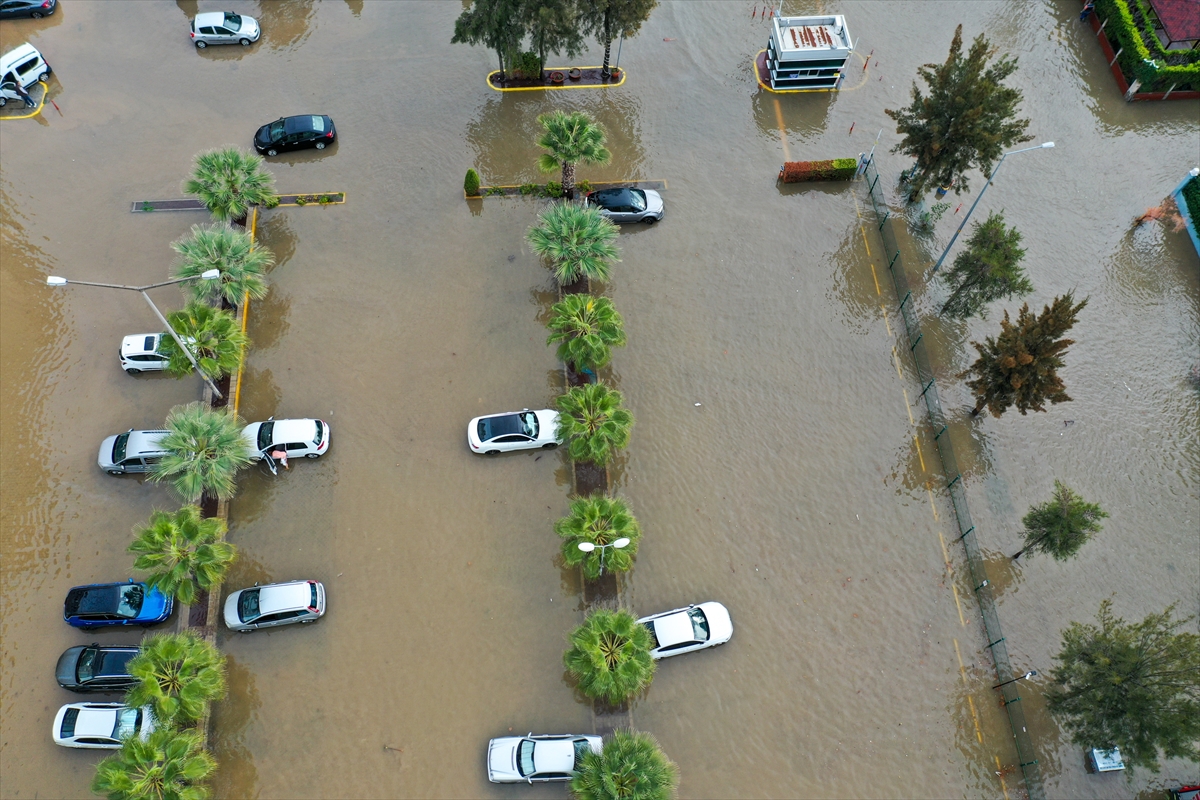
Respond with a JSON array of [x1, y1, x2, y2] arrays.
[[0, 1, 22, 19], [492, 434, 529, 452], [211, 25, 233, 42], [285, 441, 310, 457]]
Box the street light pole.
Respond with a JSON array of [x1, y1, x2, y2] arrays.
[[577, 537, 632, 577], [46, 271, 224, 398], [993, 670, 1037, 690], [930, 142, 1056, 273]]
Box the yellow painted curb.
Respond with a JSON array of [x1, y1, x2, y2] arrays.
[[487, 67, 627, 92], [752, 50, 870, 93], [0, 80, 47, 120]]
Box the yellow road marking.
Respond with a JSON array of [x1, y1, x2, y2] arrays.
[[967, 695, 984, 743], [232, 207, 257, 417], [0, 80, 48, 120], [487, 66, 627, 92], [953, 638, 967, 682], [891, 346, 904, 379], [928, 488, 941, 522], [937, 527, 950, 565], [995, 756, 1010, 800], [901, 387, 915, 426], [772, 97, 790, 162], [883, 307, 892, 336], [951, 582, 966, 626]]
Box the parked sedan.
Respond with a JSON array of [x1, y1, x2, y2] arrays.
[[52, 703, 154, 749], [253, 115, 336, 157], [468, 408, 561, 454], [63, 580, 173, 630], [585, 188, 664, 224], [0, 0, 56, 19], [487, 733, 602, 783], [190, 11, 260, 47], [638, 602, 732, 659], [56, 644, 139, 693], [242, 417, 330, 461], [224, 580, 325, 632]]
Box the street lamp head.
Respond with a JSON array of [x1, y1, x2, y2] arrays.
[[1025, 670, 1037, 678], [1041, 142, 1055, 148], [200, 269, 221, 280], [46, 276, 68, 286], [613, 537, 631, 549], [577, 542, 596, 553]]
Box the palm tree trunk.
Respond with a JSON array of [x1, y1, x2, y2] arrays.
[[600, 9, 613, 79], [562, 161, 576, 199]]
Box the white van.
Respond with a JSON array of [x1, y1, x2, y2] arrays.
[[0, 43, 51, 90]]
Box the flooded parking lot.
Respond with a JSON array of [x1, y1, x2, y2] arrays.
[[2, 1, 1196, 798]]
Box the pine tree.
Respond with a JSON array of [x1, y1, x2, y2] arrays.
[[579, 0, 658, 79], [1011, 481, 1108, 560], [940, 212, 1033, 319], [960, 293, 1087, 418], [452, 0, 524, 80]]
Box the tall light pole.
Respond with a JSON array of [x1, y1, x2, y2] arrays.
[[577, 537, 631, 577], [46, 270, 224, 398], [931, 142, 1055, 273], [993, 670, 1037, 690]]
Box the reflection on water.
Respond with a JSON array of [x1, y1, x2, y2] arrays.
[[255, 0, 316, 51]]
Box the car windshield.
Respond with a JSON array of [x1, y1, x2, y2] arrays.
[[238, 588, 261, 622], [313, 422, 324, 446], [76, 647, 99, 682], [573, 739, 591, 769], [479, 414, 528, 442], [311, 116, 326, 132], [269, 120, 285, 140], [113, 433, 129, 463], [113, 708, 140, 740], [517, 740, 536, 777], [116, 584, 145, 618], [689, 608, 710, 640], [223, 12, 242, 30], [310, 583, 318, 608], [643, 621, 660, 649], [256, 421, 274, 450], [629, 190, 647, 211], [520, 412, 539, 437]]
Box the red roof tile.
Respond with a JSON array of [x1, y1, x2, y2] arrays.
[[1147, 0, 1200, 43]]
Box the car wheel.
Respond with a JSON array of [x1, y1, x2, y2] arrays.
[[305, 453, 320, 459], [38, 71, 48, 83], [240, 38, 252, 46], [31, 11, 43, 18], [315, 142, 326, 150], [125, 368, 141, 375], [485, 450, 500, 455], [106, 469, 123, 476], [300, 619, 314, 624], [266, 148, 277, 157], [238, 629, 253, 634], [542, 443, 557, 449], [195, 40, 207, 48], [0, 98, 6, 107], [645, 216, 656, 225]]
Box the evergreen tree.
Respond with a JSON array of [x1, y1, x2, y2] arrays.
[[452, 0, 525, 80], [91, 726, 216, 800], [536, 110, 612, 199], [556, 382, 634, 465], [523, 0, 586, 73], [547, 294, 627, 371], [886, 25, 1030, 201], [940, 212, 1032, 319], [159, 302, 249, 382], [125, 632, 227, 725], [555, 494, 641, 579], [570, 729, 679, 800], [1012, 481, 1108, 560], [960, 293, 1087, 418], [563, 608, 655, 704], [129, 505, 236, 605], [579, 0, 658, 79], [1046, 599, 1200, 773]]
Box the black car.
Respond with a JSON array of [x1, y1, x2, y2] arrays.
[[0, 0, 55, 19], [254, 115, 336, 156], [56, 645, 139, 693]]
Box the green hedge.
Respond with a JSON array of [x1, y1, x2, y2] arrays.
[[1094, 0, 1199, 91], [1182, 176, 1200, 225], [780, 158, 858, 183]]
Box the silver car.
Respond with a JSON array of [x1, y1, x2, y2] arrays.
[[98, 429, 169, 475], [190, 11, 260, 48], [585, 188, 664, 224], [224, 580, 326, 632]]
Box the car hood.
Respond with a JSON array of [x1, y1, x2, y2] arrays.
[[98, 435, 118, 468], [699, 602, 733, 643], [241, 18, 259, 36], [643, 189, 664, 214], [138, 586, 173, 623], [223, 590, 243, 628], [56, 646, 86, 687], [254, 125, 271, 144], [488, 737, 521, 780], [534, 409, 562, 443]]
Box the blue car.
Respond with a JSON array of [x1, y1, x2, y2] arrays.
[[63, 580, 173, 630]]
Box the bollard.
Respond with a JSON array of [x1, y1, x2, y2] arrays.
[[752, 5, 756, 17], [848, 122, 855, 135]]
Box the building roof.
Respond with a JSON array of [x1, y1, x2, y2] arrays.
[[1148, 0, 1200, 43]]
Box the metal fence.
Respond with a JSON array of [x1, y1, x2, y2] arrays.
[[860, 156, 1044, 800]]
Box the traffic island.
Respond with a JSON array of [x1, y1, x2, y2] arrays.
[[487, 67, 626, 91], [132, 192, 346, 212]]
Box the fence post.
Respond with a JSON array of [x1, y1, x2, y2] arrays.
[[1163, 82, 1177, 100], [1108, 46, 1122, 66], [878, 211, 889, 230]]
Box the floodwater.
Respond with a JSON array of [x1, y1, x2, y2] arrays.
[[1, 1, 1196, 799]]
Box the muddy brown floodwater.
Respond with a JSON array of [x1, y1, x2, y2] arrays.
[[2, 1, 1197, 799]]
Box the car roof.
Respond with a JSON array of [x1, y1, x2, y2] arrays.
[[258, 581, 311, 614], [121, 334, 159, 356], [482, 413, 525, 437], [268, 419, 317, 443], [127, 430, 168, 455], [1, 43, 40, 65], [651, 610, 696, 647], [194, 12, 230, 26], [70, 585, 121, 614], [593, 188, 634, 201], [532, 739, 578, 773], [74, 706, 118, 738], [283, 115, 321, 133]]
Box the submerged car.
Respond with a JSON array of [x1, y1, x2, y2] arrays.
[[120, 333, 170, 374], [242, 417, 330, 461], [467, 408, 561, 454], [190, 11, 260, 47], [52, 703, 154, 749], [224, 580, 326, 632], [585, 188, 664, 224], [487, 733, 602, 783], [0, 0, 56, 19], [63, 580, 173, 630], [638, 602, 732, 659], [98, 428, 169, 474], [56, 644, 139, 693], [254, 115, 336, 157]]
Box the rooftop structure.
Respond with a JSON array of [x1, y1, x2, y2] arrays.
[[760, 14, 853, 91]]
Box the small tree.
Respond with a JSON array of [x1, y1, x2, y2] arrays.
[[940, 212, 1032, 319], [159, 302, 248, 382], [579, 0, 658, 79], [536, 110, 611, 198], [182, 147, 276, 225], [91, 726, 216, 800], [547, 294, 627, 371], [171, 223, 273, 307], [464, 168, 481, 197], [528, 202, 620, 285], [452, 0, 524, 80], [1046, 599, 1200, 773], [886, 25, 1031, 201], [570, 728, 679, 800], [151, 402, 253, 502], [564, 608, 655, 704], [960, 293, 1088, 418], [126, 632, 227, 725], [556, 495, 641, 579], [523, 0, 586, 74], [129, 506, 236, 605], [556, 383, 633, 465], [1011, 481, 1108, 560]]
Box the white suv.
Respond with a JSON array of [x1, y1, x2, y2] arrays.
[[242, 418, 330, 461], [224, 580, 326, 632], [120, 333, 169, 374], [52, 703, 154, 749]]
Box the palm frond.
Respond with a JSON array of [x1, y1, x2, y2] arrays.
[[528, 203, 620, 285]]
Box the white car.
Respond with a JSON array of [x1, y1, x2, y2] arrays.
[[52, 703, 154, 749], [224, 580, 326, 632], [242, 418, 330, 461], [638, 602, 733, 659], [467, 408, 561, 454], [487, 733, 602, 783], [190, 11, 260, 47], [120, 333, 170, 374]]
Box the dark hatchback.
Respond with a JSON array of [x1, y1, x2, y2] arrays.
[[56, 645, 139, 693], [63, 580, 173, 630], [0, 0, 56, 19], [254, 115, 336, 156]]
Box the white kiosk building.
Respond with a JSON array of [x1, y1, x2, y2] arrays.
[[762, 14, 853, 91]]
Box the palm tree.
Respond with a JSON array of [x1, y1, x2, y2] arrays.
[[570, 729, 679, 800], [556, 495, 641, 579], [171, 223, 274, 307], [128, 506, 236, 605], [182, 146, 276, 225], [536, 110, 611, 198], [1012, 481, 1108, 560], [160, 301, 249, 382], [151, 402, 252, 502], [91, 726, 216, 800], [556, 383, 634, 466], [125, 632, 226, 725], [563, 609, 655, 705], [547, 294, 627, 371], [528, 202, 620, 286]]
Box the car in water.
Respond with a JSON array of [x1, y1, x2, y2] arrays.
[[242, 417, 330, 462], [487, 733, 602, 783], [584, 187, 664, 224], [52, 703, 154, 749], [467, 408, 561, 454], [56, 644, 139, 693], [190, 11, 260, 47], [0, 0, 55, 20], [223, 580, 326, 632], [120, 333, 170, 374], [637, 602, 732, 659], [63, 580, 174, 630], [98, 428, 169, 474], [0, 42, 51, 90], [253, 115, 336, 157]]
